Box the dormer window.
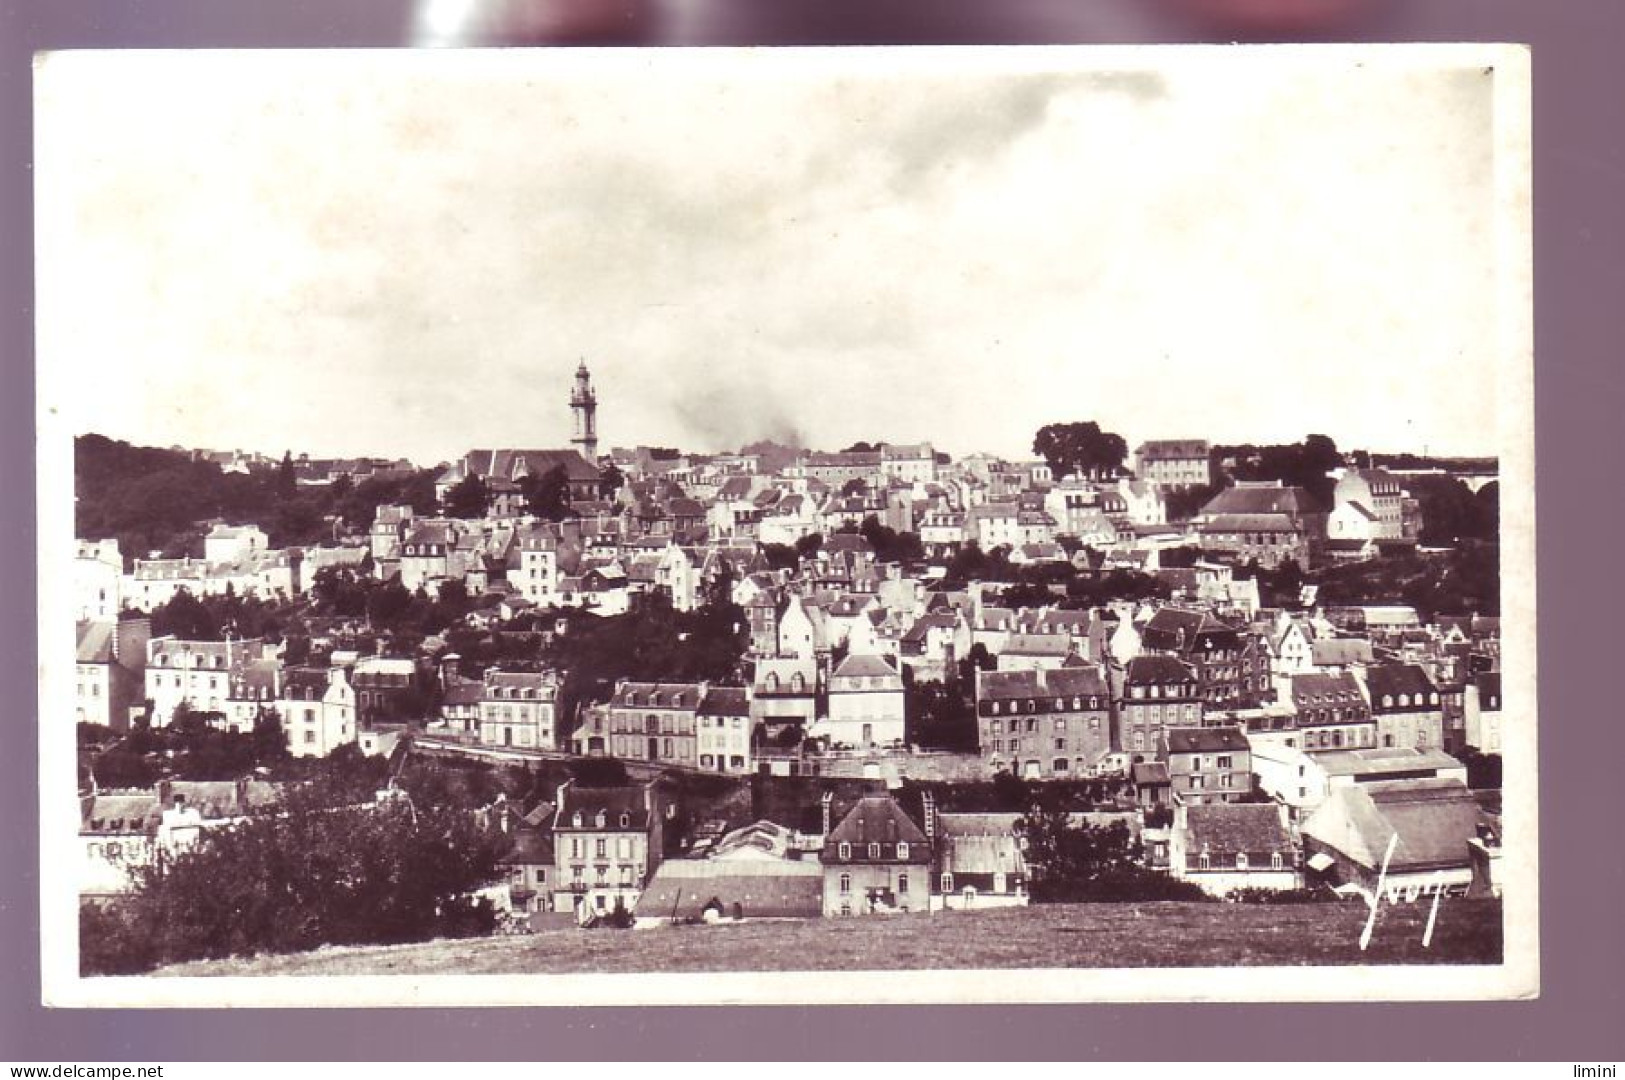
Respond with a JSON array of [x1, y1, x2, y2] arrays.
[[897, 842, 909, 860], [572, 812, 583, 827], [837, 842, 851, 860], [1236, 853, 1249, 871], [619, 813, 630, 828], [868, 842, 881, 859]]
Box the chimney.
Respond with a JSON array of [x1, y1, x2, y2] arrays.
[[921, 790, 936, 843], [821, 790, 833, 836], [235, 776, 249, 814], [157, 778, 172, 807]]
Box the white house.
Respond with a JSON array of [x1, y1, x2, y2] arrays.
[[822, 653, 906, 748], [278, 665, 358, 758]]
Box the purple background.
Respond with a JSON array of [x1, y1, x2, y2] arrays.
[[3, 0, 1621, 1061]]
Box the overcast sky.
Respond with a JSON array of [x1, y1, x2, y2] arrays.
[[37, 48, 1506, 466]]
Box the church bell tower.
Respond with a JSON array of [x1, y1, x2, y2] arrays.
[[570, 360, 599, 463]]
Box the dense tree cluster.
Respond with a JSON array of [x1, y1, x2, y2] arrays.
[[1314, 542, 1499, 619], [1015, 805, 1209, 903], [1032, 422, 1129, 481], [1212, 434, 1342, 507], [544, 591, 749, 728], [860, 515, 924, 563], [145, 587, 297, 644], [76, 434, 441, 562], [81, 777, 503, 975], [903, 679, 978, 752], [1407, 477, 1499, 545]]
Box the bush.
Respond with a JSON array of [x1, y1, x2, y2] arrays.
[[1225, 886, 1333, 905], [79, 901, 160, 976]]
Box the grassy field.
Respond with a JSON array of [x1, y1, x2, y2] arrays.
[[151, 899, 1502, 977]]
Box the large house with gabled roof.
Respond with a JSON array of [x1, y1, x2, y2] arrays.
[[821, 795, 932, 916]]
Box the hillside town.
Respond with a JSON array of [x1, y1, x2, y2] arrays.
[[72, 362, 1506, 959]]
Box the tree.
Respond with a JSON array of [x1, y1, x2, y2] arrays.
[[1014, 805, 1208, 902], [758, 543, 798, 572], [519, 465, 572, 521], [277, 451, 298, 500], [597, 463, 626, 500], [840, 477, 869, 497], [150, 589, 218, 641], [1032, 422, 1129, 481], [443, 474, 490, 520], [859, 515, 923, 564], [793, 533, 824, 563], [841, 442, 877, 454]]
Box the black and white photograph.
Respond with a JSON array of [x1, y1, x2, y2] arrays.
[[34, 43, 1534, 1006]]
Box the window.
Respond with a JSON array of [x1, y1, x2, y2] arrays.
[[839, 873, 851, 894], [941, 872, 954, 893], [619, 813, 630, 828], [868, 843, 881, 859], [838, 843, 850, 860], [1198, 852, 1210, 871], [1236, 853, 1249, 870], [595, 838, 607, 858], [1052, 758, 1069, 773], [1271, 852, 1284, 870], [897, 842, 909, 860], [1216, 755, 1232, 770], [572, 811, 583, 827]]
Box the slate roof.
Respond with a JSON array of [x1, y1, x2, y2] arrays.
[[1199, 484, 1320, 517], [1125, 654, 1197, 686], [830, 653, 901, 682], [826, 796, 930, 851], [1364, 664, 1439, 709], [1290, 672, 1366, 707], [1131, 761, 1171, 786], [633, 859, 823, 920], [498, 828, 555, 867], [554, 785, 652, 831], [613, 682, 706, 710], [1183, 803, 1291, 856], [459, 449, 600, 483], [80, 793, 162, 834], [999, 633, 1071, 657], [1163, 726, 1249, 754], [698, 687, 750, 717], [1137, 440, 1210, 461], [978, 666, 1108, 701]]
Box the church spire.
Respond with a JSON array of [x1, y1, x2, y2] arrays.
[[570, 360, 599, 463]]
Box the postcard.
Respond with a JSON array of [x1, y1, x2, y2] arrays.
[[34, 43, 1534, 1006]]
